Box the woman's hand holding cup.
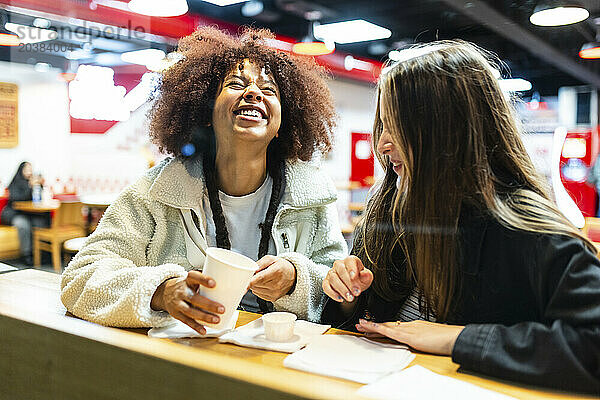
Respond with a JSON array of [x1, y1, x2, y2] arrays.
[[151, 270, 225, 335], [322, 256, 374, 303]]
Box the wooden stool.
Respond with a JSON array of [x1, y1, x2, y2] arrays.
[[62, 236, 87, 265], [33, 202, 86, 272]]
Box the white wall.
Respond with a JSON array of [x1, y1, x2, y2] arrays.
[[0, 62, 70, 187], [320, 78, 377, 226], [0, 61, 151, 194], [1, 62, 377, 193], [321, 78, 377, 182]]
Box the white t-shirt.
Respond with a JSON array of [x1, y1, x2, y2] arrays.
[[203, 175, 276, 312]]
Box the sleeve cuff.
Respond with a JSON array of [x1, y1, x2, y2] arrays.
[[451, 323, 496, 372], [273, 252, 329, 321], [135, 263, 187, 327]]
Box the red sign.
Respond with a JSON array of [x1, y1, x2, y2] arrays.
[[350, 132, 374, 187]]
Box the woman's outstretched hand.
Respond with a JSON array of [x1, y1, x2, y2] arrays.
[[322, 256, 374, 303], [151, 271, 225, 335], [356, 319, 464, 356]]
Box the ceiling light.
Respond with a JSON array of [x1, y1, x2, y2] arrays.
[[34, 62, 52, 73], [59, 72, 77, 82], [367, 42, 388, 55], [128, 0, 188, 16], [388, 50, 402, 61], [530, 2, 589, 26], [241, 1, 263, 17], [344, 55, 372, 72], [314, 19, 391, 44], [202, 0, 250, 6], [498, 78, 532, 92], [32, 18, 51, 29], [121, 49, 166, 68], [0, 12, 19, 46], [0, 31, 20, 46], [5, 23, 57, 44], [579, 42, 600, 59], [292, 41, 334, 56], [387, 46, 445, 63], [292, 22, 335, 56]]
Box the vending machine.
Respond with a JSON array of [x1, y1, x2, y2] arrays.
[[559, 128, 599, 217]]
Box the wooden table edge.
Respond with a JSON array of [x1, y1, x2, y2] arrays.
[[0, 305, 366, 400]]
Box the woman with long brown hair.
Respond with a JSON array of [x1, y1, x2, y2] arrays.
[[62, 26, 346, 334], [321, 41, 600, 393]]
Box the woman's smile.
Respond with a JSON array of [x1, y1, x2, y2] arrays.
[[212, 59, 281, 145], [233, 105, 268, 124], [392, 162, 403, 175]]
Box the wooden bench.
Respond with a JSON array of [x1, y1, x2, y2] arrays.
[[0, 225, 20, 260]]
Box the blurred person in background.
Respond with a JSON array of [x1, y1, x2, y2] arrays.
[[61, 27, 347, 334], [321, 41, 600, 393], [1, 161, 49, 265]]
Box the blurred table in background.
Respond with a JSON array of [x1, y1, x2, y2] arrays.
[[0, 269, 593, 400], [12, 200, 60, 213]]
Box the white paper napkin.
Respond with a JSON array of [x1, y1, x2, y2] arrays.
[[218, 317, 330, 353], [283, 335, 415, 384], [147, 310, 239, 339], [357, 365, 517, 400]]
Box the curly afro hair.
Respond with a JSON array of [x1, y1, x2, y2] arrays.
[[148, 26, 337, 161]]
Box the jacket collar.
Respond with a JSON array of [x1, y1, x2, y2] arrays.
[[148, 156, 337, 210]]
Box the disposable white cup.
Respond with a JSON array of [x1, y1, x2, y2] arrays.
[[199, 247, 258, 329], [262, 312, 297, 342]]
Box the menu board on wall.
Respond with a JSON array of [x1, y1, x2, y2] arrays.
[[0, 82, 18, 148]]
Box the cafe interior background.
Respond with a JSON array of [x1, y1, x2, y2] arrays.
[[3, 2, 600, 400], [1, 0, 600, 268]]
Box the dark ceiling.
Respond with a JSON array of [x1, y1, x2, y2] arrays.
[[187, 0, 600, 96], [2, 0, 600, 97]]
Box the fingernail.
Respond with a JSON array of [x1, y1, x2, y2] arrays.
[[349, 271, 355, 278], [346, 293, 354, 301], [353, 288, 360, 296], [359, 319, 366, 324], [217, 306, 225, 313], [208, 279, 215, 287], [337, 295, 343, 302], [212, 316, 219, 323]]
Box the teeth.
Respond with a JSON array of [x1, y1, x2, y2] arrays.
[[238, 109, 262, 118]]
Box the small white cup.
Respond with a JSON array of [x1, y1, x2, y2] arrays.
[[199, 247, 258, 330], [262, 312, 297, 342]]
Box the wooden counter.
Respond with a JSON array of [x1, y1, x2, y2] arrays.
[[0, 269, 595, 400]]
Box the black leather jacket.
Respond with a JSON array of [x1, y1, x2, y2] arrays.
[[321, 212, 600, 394]]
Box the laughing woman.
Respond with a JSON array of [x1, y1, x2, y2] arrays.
[[321, 41, 600, 393], [61, 27, 346, 333]]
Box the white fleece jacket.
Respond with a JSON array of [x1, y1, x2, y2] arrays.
[[60, 156, 347, 327]]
